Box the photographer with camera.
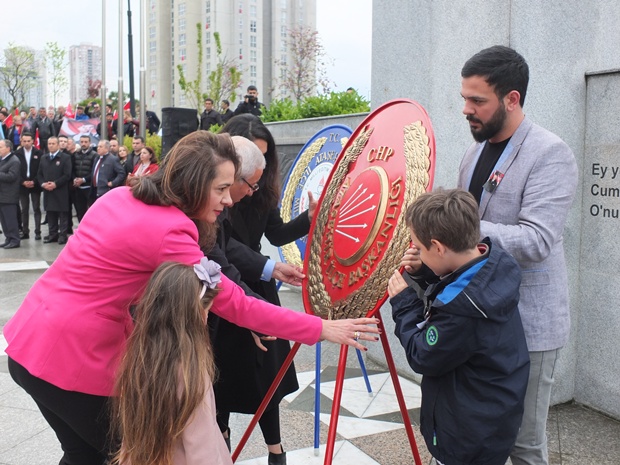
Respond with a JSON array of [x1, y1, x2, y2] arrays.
[[234, 85, 266, 117]]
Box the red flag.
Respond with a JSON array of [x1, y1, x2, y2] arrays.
[[4, 113, 13, 128], [113, 110, 118, 121], [65, 103, 75, 118], [123, 100, 131, 111], [35, 128, 40, 150]]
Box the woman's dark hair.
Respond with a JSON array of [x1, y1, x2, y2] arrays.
[[220, 114, 279, 211], [142, 146, 158, 164], [129, 130, 239, 248]]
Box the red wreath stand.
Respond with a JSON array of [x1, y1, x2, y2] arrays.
[[232, 99, 435, 465]]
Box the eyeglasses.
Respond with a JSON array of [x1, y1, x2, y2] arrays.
[[241, 177, 260, 192]]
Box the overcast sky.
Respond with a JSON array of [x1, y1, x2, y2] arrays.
[[0, 0, 372, 106]]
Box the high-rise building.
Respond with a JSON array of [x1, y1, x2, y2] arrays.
[[69, 43, 102, 104], [148, 0, 316, 114]]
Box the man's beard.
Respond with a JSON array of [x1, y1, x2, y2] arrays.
[[467, 101, 507, 143]]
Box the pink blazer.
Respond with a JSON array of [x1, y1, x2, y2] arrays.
[[3, 187, 322, 396]]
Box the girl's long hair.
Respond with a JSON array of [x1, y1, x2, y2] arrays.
[[220, 114, 280, 212], [128, 130, 239, 249], [111, 262, 219, 465]]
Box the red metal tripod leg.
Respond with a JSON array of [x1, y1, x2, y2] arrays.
[[232, 341, 302, 463], [377, 311, 423, 465], [323, 343, 349, 465]]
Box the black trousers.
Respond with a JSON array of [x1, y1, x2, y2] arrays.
[[0, 203, 20, 245], [8, 358, 114, 465], [47, 211, 69, 238], [217, 406, 282, 445], [19, 189, 42, 235], [73, 188, 90, 222]]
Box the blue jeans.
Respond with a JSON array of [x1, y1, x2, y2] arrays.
[[510, 349, 559, 465]]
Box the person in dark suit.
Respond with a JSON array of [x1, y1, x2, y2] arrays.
[[212, 121, 316, 465], [0, 139, 22, 249], [36, 107, 56, 152], [220, 100, 234, 124], [88, 139, 126, 207], [37, 137, 72, 244], [233, 85, 266, 117], [15, 132, 43, 240], [145, 107, 161, 135], [200, 98, 222, 131]]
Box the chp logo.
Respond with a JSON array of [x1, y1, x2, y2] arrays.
[[303, 100, 436, 320]]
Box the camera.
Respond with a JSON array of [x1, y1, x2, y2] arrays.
[[244, 95, 256, 103]]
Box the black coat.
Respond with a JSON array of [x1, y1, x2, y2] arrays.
[[206, 203, 310, 413], [146, 110, 160, 134], [37, 151, 72, 211], [200, 110, 222, 131], [0, 153, 21, 204], [15, 147, 43, 193]]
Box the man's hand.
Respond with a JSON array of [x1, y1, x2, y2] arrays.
[[307, 191, 318, 221], [401, 246, 422, 274], [388, 270, 409, 297], [73, 177, 84, 187], [23, 180, 34, 188], [251, 332, 277, 352], [272, 262, 305, 286]]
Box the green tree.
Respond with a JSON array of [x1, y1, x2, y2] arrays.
[[0, 44, 37, 109], [107, 91, 129, 109], [177, 22, 204, 113], [45, 42, 68, 108], [204, 32, 242, 106]]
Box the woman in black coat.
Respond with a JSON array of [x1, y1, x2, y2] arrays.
[[210, 115, 315, 465]]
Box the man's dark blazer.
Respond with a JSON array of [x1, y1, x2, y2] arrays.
[[91, 154, 126, 197], [37, 151, 72, 212], [15, 147, 44, 193]]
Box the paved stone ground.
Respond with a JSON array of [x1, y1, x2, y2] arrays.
[[1, 231, 619, 464]]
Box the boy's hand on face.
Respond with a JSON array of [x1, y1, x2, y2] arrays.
[[401, 246, 422, 274], [388, 270, 409, 297]]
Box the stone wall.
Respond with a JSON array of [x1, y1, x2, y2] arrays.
[[367, 0, 620, 418]]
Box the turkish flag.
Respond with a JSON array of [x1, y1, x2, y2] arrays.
[[65, 103, 75, 118], [4, 113, 13, 128]]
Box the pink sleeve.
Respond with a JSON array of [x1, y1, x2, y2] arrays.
[[210, 274, 322, 346]]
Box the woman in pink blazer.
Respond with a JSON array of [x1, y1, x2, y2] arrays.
[[3, 131, 379, 465]]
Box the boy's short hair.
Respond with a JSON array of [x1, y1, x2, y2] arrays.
[[405, 188, 480, 252]]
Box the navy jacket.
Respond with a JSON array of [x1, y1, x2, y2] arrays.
[[391, 239, 529, 465]]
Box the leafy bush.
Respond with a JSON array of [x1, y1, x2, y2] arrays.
[[261, 91, 369, 123]]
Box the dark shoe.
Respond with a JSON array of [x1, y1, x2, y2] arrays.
[[20, 233, 29, 239], [35, 234, 42, 240], [57, 236, 68, 245], [268, 446, 286, 465], [43, 236, 58, 243], [41, 220, 48, 225], [3, 243, 20, 249], [0, 242, 8, 248]]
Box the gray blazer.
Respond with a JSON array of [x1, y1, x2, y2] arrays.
[[458, 117, 578, 351]]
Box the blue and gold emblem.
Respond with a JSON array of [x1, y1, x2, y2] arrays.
[[279, 125, 352, 267]]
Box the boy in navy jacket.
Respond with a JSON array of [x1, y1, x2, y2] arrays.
[[388, 189, 529, 465]]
